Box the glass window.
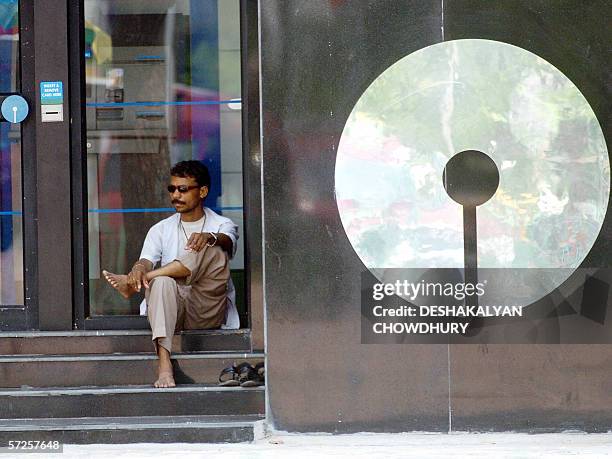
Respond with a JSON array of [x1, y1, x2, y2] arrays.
[[0, 0, 23, 306], [84, 0, 243, 317]]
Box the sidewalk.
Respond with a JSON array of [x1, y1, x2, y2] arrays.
[[37, 432, 612, 458]]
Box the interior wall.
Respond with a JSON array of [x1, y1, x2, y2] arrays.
[[260, 0, 612, 432]]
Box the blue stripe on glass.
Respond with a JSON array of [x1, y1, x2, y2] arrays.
[[1, 207, 243, 216], [135, 55, 165, 61], [88, 207, 243, 214], [87, 99, 241, 108], [135, 111, 165, 116], [89, 208, 175, 214]]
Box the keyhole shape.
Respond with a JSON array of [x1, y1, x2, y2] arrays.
[[442, 150, 500, 335], [443, 150, 499, 206]]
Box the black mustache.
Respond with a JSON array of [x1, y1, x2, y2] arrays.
[[172, 200, 185, 205]]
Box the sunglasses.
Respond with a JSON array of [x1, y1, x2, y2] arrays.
[[167, 185, 200, 193]]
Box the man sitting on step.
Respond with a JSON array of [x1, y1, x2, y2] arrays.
[[102, 160, 240, 388]]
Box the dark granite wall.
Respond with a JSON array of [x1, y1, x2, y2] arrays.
[[260, 0, 612, 432]]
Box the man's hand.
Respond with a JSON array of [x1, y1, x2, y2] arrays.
[[185, 232, 216, 252], [128, 265, 149, 291]]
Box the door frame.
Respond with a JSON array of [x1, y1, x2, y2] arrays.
[[69, 0, 88, 330], [0, 0, 76, 331], [1, 0, 265, 337], [69, 0, 264, 342], [0, 1, 35, 330]]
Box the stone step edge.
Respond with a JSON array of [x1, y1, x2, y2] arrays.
[[0, 384, 265, 397], [0, 416, 266, 432], [0, 329, 251, 338], [0, 352, 265, 362]]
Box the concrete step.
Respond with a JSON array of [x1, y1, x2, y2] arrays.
[[0, 415, 264, 444], [0, 352, 265, 388], [0, 385, 265, 419], [0, 329, 251, 355]]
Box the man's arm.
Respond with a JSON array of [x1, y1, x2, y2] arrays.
[[185, 232, 233, 255], [133, 258, 154, 272], [128, 258, 154, 292], [133, 223, 163, 291]]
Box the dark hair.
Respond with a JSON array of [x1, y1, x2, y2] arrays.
[[170, 160, 211, 189]]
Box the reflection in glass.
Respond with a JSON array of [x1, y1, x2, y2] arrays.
[[335, 39, 609, 307], [84, 1, 243, 315], [0, 0, 23, 306]]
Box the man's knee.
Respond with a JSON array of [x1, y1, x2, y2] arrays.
[[209, 246, 228, 264], [147, 276, 177, 306], [150, 275, 176, 289]]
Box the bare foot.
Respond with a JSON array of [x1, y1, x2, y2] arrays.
[[102, 270, 135, 299], [154, 371, 176, 388], [154, 340, 175, 388]]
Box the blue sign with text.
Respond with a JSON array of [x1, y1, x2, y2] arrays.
[[1, 95, 29, 123], [40, 81, 64, 105]]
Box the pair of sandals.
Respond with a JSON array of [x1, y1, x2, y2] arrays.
[[218, 361, 265, 387]]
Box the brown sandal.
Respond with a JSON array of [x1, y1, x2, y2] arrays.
[[218, 362, 252, 387]]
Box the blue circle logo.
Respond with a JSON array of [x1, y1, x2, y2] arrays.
[[1, 95, 29, 124]]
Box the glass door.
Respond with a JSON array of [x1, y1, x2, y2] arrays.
[[81, 0, 246, 328], [0, 0, 22, 303], [0, 0, 28, 330]]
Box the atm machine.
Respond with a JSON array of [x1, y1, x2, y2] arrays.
[[85, 12, 179, 314]]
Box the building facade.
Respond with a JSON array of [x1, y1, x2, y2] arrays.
[[0, 0, 610, 442]]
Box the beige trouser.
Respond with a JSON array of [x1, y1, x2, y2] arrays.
[[145, 245, 230, 353]]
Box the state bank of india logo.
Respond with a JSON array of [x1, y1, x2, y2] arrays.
[[335, 39, 609, 310]]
